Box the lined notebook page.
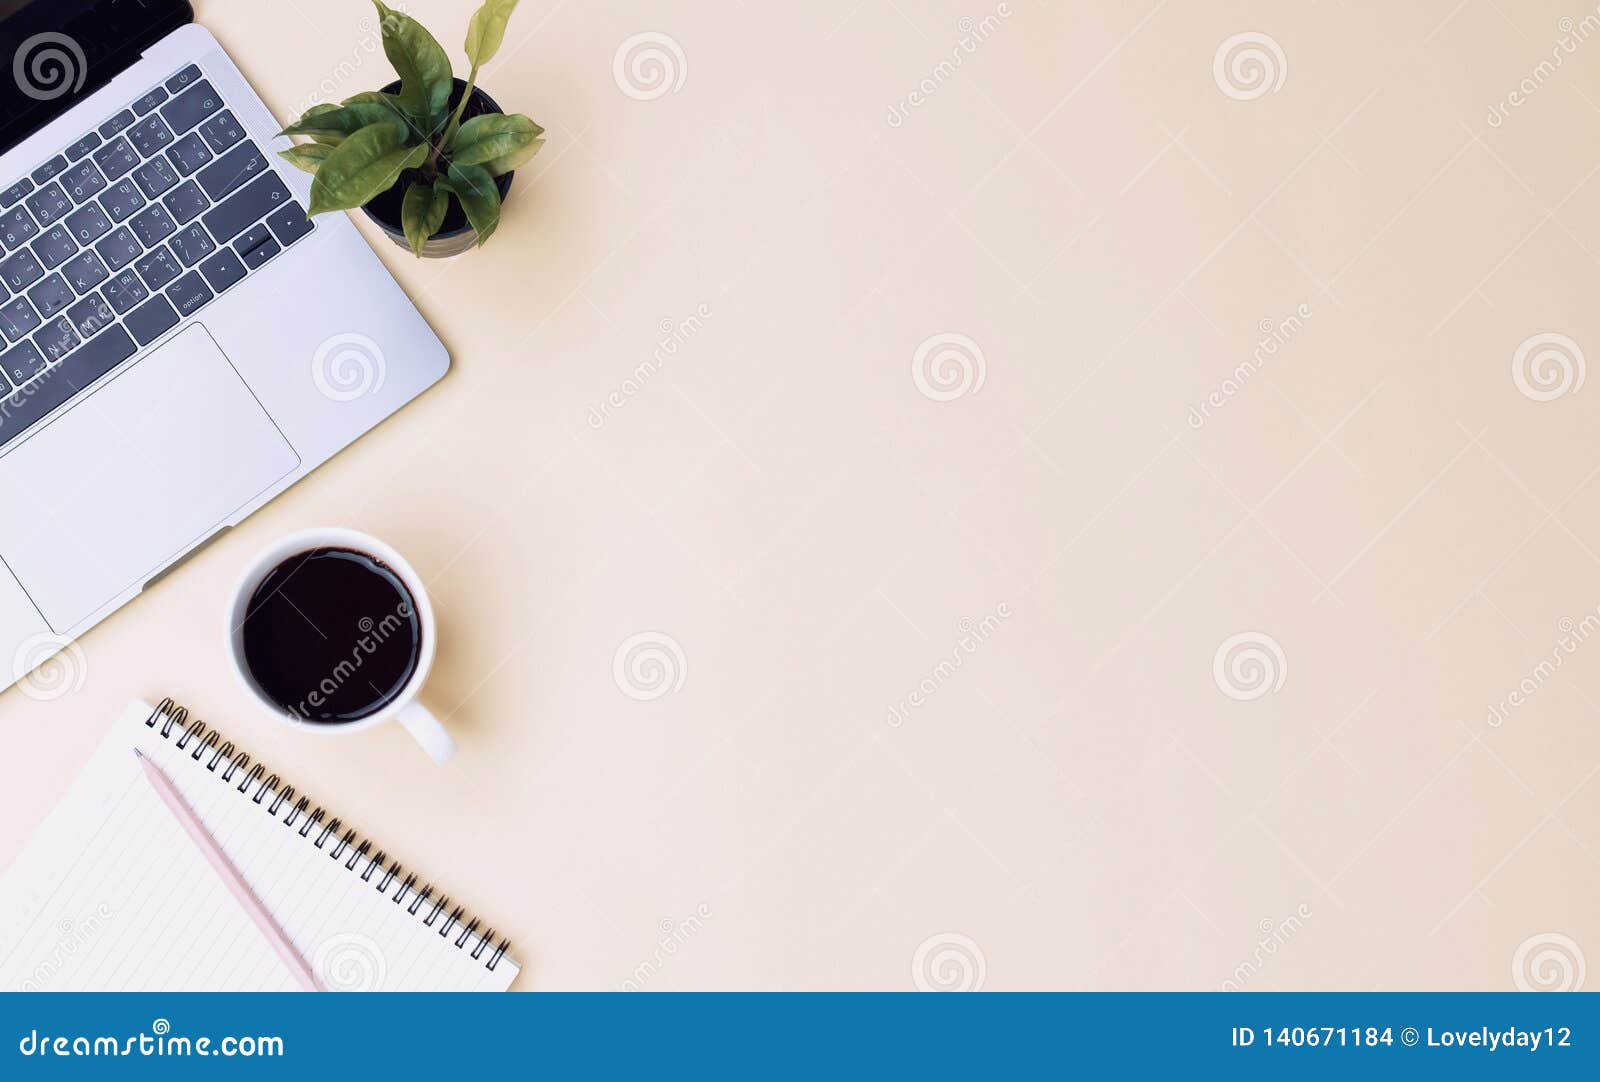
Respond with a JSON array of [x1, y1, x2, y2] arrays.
[[0, 700, 518, 991]]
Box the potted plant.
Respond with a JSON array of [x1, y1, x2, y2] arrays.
[[278, 0, 544, 257]]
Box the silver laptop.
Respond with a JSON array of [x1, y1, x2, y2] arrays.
[[0, 1, 448, 694]]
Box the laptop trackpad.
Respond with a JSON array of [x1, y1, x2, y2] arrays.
[[0, 325, 299, 631]]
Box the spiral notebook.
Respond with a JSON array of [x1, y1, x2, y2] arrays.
[[0, 698, 519, 991]]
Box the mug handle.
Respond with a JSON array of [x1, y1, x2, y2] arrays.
[[395, 701, 456, 763]]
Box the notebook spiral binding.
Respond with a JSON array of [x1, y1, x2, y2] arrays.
[[143, 697, 509, 972]]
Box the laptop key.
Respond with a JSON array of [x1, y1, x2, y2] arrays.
[[101, 179, 146, 222], [135, 247, 181, 291], [95, 226, 143, 272], [61, 251, 108, 294], [2, 340, 45, 385], [98, 110, 136, 139], [0, 250, 44, 292], [33, 317, 80, 363], [0, 326, 136, 449], [1, 178, 33, 208], [133, 87, 169, 115], [102, 269, 148, 314], [132, 157, 178, 199], [166, 65, 203, 93], [34, 224, 77, 270], [168, 133, 213, 176], [127, 114, 174, 157], [234, 223, 280, 268], [125, 296, 179, 346], [0, 296, 41, 341], [169, 222, 215, 267], [205, 174, 293, 244], [162, 180, 209, 224], [166, 271, 212, 317], [65, 203, 111, 245], [30, 156, 68, 185], [0, 206, 39, 250], [91, 137, 140, 181], [161, 80, 223, 135], [129, 204, 177, 247], [197, 145, 268, 202], [59, 161, 106, 204], [24, 182, 70, 226], [66, 294, 116, 339], [199, 111, 245, 154], [27, 274, 74, 318], [64, 133, 101, 162], [199, 248, 246, 294]]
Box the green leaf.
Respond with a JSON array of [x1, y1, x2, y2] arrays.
[[281, 101, 408, 143], [445, 162, 501, 246], [449, 113, 543, 170], [278, 142, 335, 174], [372, 0, 454, 128], [308, 123, 430, 215], [400, 179, 449, 256], [464, 0, 521, 69]]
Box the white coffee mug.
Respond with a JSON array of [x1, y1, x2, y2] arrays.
[[224, 527, 456, 763]]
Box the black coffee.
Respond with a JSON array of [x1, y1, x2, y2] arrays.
[[241, 547, 423, 723]]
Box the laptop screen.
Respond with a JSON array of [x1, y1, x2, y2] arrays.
[[0, 0, 192, 156]]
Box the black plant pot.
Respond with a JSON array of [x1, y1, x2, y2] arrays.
[[360, 78, 515, 259]]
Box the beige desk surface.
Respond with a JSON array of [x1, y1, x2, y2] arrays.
[[3, 0, 1599, 991]]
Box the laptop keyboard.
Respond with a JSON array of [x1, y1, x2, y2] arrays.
[[0, 64, 315, 450]]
